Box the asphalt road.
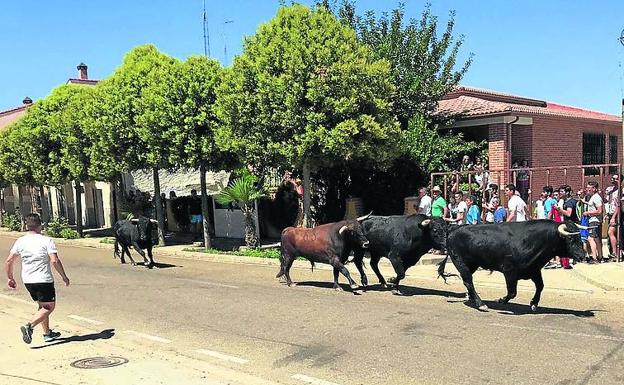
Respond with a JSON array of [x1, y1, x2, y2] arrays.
[[2, 235, 624, 385]]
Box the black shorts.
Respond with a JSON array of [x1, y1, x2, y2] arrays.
[[24, 283, 56, 303], [588, 223, 602, 239]]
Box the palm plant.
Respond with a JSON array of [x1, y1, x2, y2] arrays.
[[215, 173, 265, 248]]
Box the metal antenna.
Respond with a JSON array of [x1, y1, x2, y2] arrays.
[[203, 0, 211, 57]]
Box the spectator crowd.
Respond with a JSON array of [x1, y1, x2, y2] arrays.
[[416, 155, 623, 269]]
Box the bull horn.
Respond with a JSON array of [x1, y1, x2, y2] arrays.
[[356, 211, 373, 222], [558, 224, 580, 237], [421, 219, 432, 227], [574, 224, 589, 230], [150, 219, 158, 224], [338, 225, 348, 235], [130, 219, 139, 223]]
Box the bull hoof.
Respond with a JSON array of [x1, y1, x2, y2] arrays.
[[147, 264, 154, 269], [391, 289, 403, 296], [477, 304, 489, 311], [387, 277, 397, 284], [350, 283, 359, 290], [497, 297, 508, 304], [530, 304, 538, 312]]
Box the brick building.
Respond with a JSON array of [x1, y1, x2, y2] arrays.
[[436, 86, 623, 197]]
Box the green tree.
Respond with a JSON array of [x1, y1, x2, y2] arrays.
[[216, 4, 400, 227], [332, 2, 482, 170], [94, 44, 179, 245], [140, 55, 236, 250], [215, 172, 265, 248]]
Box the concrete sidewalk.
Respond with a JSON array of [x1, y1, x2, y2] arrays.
[[1, 228, 623, 294]]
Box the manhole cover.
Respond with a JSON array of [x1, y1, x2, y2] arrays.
[[71, 356, 128, 369]]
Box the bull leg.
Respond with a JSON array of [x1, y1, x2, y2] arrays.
[[388, 254, 406, 295], [498, 272, 518, 304], [131, 241, 148, 266], [113, 240, 120, 260], [529, 271, 544, 312], [283, 255, 296, 287], [453, 257, 487, 311], [146, 246, 154, 269], [370, 254, 388, 288], [332, 268, 341, 290], [353, 250, 368, 287], [330, 258, 358, 290], [124, 245, 137, 266]]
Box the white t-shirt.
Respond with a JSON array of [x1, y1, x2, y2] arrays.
[[587, 193, 603, 223], [455, 201, 468, 225], [508, 195, 527, 222], [10, 233, 57, 284], [418, 195, 432, 217]]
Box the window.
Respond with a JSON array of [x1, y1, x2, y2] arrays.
[[609, 135, 618, 174], [582, 133, 605, 176]]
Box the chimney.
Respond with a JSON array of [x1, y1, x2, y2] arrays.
[[77, 62, 88, 80], [22, 96, 32, 105]]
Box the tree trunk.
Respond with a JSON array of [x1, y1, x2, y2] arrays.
[[153, 167, 166, 247], [243, 207, 259, 249], [74, 180, 83, 237], [0, 188, 4, 227], [200, 163, 213, 251], [39, 185, 50, 222], [111, 176, 119, 224], [303, 160, 312, 228], [14, 185, 24, 231]]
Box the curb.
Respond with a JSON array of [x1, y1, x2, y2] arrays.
[[570, 265, 624, 292]]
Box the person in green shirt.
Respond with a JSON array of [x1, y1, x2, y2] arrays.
[[431, 186, 448, 218]]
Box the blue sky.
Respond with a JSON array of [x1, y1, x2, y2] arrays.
[[1, 1, 624, 115]]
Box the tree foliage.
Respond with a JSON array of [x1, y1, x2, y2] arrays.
[[216, 4, 401, 174], [90, 44, 179, 179]]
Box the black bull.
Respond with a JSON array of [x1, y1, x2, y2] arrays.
[[276, 215, 371, 290], [437, 220, 586, 311], [113, 217, 157, 268], [350, 214, 448, 294]]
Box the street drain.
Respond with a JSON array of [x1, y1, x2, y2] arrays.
[[71, 356, 128, 369]]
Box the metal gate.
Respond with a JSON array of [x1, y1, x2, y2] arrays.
[[430, 163, 622, 262]]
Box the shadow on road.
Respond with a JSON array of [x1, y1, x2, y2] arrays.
[[294, 281, 465, 298], [31, 329, 115, 349], [457, 300, 598, 317], [137, 262, 179, 269]]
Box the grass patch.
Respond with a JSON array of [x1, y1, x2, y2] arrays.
[[182, 247, 280, 259], [99, 238, 116, 244]]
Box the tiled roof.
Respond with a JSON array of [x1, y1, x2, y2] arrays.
[[0, 105, 29, 130], [66, 78, 99, 85], [436, 86, 621, 123]]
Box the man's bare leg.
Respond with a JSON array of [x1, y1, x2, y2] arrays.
[[29, 302, 55, 333]]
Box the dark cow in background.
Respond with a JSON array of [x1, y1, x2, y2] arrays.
[[437, 220, 586, 311], [276, 214, 371, 290], [351, 214, 447, 295], [113, 217, 157, 268]]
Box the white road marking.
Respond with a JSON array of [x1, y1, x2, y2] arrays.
[[0, 293, 32, 305], [126, 330, 172, 343], [488, 323, 624, 342], [196, 349, 249, 364], [292, 374, 342, 385], [175, 278, 239, 289], [68, 314, 104, 325]]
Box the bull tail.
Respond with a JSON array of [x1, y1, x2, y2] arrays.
[[437, 255, 458, 284]]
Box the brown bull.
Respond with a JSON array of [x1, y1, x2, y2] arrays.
[[276, 214, 371, 290]]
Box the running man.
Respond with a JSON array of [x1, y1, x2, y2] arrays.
[[5, 213, 70, 344]]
